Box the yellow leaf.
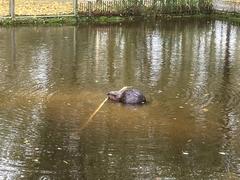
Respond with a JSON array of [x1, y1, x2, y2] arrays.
[[202, 108, 209, 112]]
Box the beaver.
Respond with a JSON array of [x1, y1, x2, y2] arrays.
[[107, 88, 146, 104]]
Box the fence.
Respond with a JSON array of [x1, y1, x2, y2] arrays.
[[78, 0, 212, 15], [0, 0, 213, 18]]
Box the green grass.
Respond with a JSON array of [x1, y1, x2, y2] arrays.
[[1, 13, 240, 26], [211, 11, 240, 25], [77, 16, 127, 24], [0, 16, 78, 26]]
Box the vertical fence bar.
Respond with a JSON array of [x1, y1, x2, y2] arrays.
[[10, 0, 15, 18], [73, 0, 78, 16]]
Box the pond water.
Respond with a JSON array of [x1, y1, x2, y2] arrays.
[[0, 18, 240, 179]]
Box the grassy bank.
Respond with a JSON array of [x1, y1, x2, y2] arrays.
[[0, 16, 78, 26], [0, 12, 240, 26], [0, 15, 132, 26], [211, 11, 240, 25]]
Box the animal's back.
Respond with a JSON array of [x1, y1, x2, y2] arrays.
[[120, 89, 146, 104]]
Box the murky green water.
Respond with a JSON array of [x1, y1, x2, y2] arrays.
[[0, 18, 240, 179]]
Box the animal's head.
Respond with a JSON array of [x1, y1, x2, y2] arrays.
[[107, 91, 122, 101]]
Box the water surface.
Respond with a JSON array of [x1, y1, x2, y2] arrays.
[[0, 19, 240, 179]]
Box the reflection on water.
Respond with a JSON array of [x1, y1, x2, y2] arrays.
[[0, 19, 240, 179]]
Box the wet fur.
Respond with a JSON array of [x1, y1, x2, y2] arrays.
[[107, 88, 146, 104]]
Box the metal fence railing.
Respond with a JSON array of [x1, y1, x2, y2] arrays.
[[0, 0, 214, 18], [78, 0, 212, 15]]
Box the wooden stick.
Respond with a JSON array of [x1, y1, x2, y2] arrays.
[[80, 86, 130, 131], [87, 97, 108, 122]]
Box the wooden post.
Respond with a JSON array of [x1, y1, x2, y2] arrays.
[[10, 0, 15, 18], [73, 0, 78, 16]]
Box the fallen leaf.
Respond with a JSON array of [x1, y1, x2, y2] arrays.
[[63, 160, 69, 164], [202, 108, 209, 112], [219, 152, 226, 155]]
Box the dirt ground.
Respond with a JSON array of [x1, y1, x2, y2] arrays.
[[0, 1, 9, 16], [0, 0, 123, 17], [0, 0, 74, 16]]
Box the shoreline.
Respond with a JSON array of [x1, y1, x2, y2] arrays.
[[0, 12, 239, 26]]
